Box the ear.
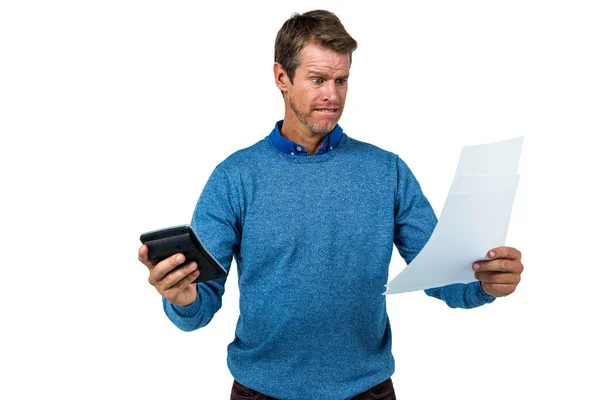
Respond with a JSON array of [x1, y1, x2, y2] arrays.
[[274, 62, 291, 93]]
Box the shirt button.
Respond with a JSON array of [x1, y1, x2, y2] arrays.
[[330, 146, 333, 150], [290, 152, 294, 155], [296, 146, 302, 152]]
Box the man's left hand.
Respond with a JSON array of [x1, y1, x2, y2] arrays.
[[473, 246, 524, 297]]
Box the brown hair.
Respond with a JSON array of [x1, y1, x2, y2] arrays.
[[275, 10, 358, 84]]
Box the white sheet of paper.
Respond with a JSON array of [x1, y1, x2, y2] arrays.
[[384, 137, 523, 295], [450, 137, 523, 186]]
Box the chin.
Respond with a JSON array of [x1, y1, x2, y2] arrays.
[[306, 122, 334, 134], [313, 118, 340, 132]]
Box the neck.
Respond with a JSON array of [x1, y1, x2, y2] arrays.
[[280, 117, 331, 156]]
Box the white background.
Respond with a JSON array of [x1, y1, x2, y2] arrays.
[[1, 1, 598, 399]]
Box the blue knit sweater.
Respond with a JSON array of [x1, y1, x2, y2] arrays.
[[163, 131, 495, 399]]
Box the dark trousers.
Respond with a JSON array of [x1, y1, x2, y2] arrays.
[[231, 377, 396, 400]]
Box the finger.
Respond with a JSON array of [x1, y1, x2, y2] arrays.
[[150, 253, 187, 283], [473, 258, 524, 273], [481, 282, 517, 297], [156, 261, 198, 291], [164, 268, 200, 295], [138, 245, 156, 269], [488, 246, 522, 261], [475, 271, 521, 285]]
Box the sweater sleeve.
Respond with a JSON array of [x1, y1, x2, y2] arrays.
[[393, 156, 496, 309], [393, 156, 438, 264], [424, 282, 496, 308], [163, 163, 242, 331]]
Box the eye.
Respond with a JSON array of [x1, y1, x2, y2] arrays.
[[311, 78, 324, 85], [335, 78, 347, 85]]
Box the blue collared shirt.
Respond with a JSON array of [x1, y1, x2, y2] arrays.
[[268, 120, 344, 156]]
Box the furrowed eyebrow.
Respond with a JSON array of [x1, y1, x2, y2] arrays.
[[307, 70, 349, 80]]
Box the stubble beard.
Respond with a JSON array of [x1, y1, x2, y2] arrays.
[[290, 97, 339, 135]]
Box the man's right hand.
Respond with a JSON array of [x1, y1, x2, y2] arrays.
[[138, 244, 200, 307]]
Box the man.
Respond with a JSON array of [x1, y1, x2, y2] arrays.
[[138, 10, 524, 400]]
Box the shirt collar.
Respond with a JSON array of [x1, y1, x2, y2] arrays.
[[268, 120, 343, 156]]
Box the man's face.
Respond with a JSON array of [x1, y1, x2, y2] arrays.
[[285, 43, 350, 134]]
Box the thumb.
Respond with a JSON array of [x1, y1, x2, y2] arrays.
[[138, 244, 156, 270]]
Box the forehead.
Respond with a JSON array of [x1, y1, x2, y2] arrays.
[[298, 42, 350, 75]]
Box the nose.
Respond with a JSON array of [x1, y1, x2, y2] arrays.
[[320, 80, 340, 103]]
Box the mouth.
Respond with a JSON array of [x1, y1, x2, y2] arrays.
[[314, 108, 338, 113]]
